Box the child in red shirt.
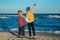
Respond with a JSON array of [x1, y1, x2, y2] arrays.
[[17, 10, 25, 38]]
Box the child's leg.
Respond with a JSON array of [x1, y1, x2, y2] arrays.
[[18, 27, 22, 37], [31, 22, 35, 36], [21, 27, 25, 36], [28, 23, 31, 36]]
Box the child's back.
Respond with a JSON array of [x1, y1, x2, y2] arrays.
[[27, 11, 34, 22]]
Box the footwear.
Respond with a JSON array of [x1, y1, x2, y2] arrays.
[[30, 36, 36, 38], [33, 36, 36, 38], [19, 38, 21, 40], [21, 36, 25, 38], [22, 38, 25, 40], [28, 36, 33, 39], [18, 35, 21, 38]]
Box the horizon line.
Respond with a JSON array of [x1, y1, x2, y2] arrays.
[[0, 12, 59, 14], [0, 13, 60, 15]]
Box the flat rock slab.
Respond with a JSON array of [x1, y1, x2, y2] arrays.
[[0, 32, 60, 40]]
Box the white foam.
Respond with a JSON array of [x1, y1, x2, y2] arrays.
[[0, 15, 11, 18], [10, 28, 18, 31], [7, 15, 18, 16], [48, 15, 60, 18], [10, 28, 60, 35], [0, 28, 3, 30], [54, 31, 60, 34], [0, 17, 10, 18], [10, 28, 28, 31], [45, 31, 60, 34]]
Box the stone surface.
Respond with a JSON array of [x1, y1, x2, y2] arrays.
[[0, 32, 60, 40]]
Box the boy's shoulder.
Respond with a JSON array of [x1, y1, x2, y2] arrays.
[[22, 16, 25, 18], [22, 16, 25, 17]]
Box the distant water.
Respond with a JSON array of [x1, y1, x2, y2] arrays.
[[0, 13, 60, 32]]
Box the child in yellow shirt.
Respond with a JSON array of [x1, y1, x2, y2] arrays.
[[26, 3, 36, 37]]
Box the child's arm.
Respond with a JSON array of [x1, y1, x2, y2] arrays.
[[31, 3, 36, 12], [23, 16, 28, 22]]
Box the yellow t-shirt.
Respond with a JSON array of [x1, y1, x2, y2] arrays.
[[27, 11, 34, 22]]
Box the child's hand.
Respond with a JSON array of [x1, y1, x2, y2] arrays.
[[34, 3, 36, 6]]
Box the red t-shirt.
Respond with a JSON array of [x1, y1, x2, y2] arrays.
[[18, 16, 25, 27]]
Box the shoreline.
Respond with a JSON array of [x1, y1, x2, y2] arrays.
[[0, 30, 60, 35]]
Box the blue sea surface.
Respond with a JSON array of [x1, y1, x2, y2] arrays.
[[0, 13, 60, 32]]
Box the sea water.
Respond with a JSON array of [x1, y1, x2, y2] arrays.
[[0, 13, 60, 32]]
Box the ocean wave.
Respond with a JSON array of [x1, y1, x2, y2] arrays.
[[39, 31, 60, 35], [10, 28, 60, 34], [0, 27, 60, 35], [54, 31, 60, 34], [0, 17, 11, 18], [10, 28, 28, 31], [48, 15, 60, 18], [10, 28, 18, 31], [0, 28, 3, 30], [0, 15, 11, 18]]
